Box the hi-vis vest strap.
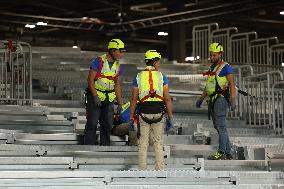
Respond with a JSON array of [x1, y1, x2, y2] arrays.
[[205, 62, 229, 97], [137, 66, 164, 103], [94, 54, 120, 102]]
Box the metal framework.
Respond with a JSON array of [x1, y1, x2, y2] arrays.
[[0, 0, 281, 33], [0, 40, 32, 105], [243, 71, 283, 127], [230, 32, 258, 64]]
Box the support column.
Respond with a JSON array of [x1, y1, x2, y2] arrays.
[[166, 1, 186, 63], [168, 23, 186, 63]]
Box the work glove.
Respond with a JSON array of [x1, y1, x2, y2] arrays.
[[128, 119, 135, 131], [230, 97, 237, 111], [166, 117, 174, 135], [196, 97, 204, 108], [117, 104, 123, 115], [93, 95, 101, 107]]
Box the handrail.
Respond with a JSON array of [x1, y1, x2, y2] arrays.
[[233, 65, 254, 76], [244, 70, 283, 80], [272, 81, 284, 132]]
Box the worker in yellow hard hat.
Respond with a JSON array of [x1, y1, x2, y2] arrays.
[[129, 50, 173, 170], [196, 42, 236, 160], [84, 39, 125, 145]]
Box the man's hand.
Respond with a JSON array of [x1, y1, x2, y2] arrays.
[[117, 104, 123, 115], [93, 95, 101, 107], [196, 97, 204, 108], [128, 119, 134, 131], [166, 116, 174, 135], [230, 97, 237, 111]]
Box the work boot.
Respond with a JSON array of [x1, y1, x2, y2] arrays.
[[208, 150, 226, 160]]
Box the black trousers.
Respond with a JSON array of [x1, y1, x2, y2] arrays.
[[84, 93, 114, 145]]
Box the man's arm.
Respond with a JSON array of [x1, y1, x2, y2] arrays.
[[129, 87, 139, 120], [226, 74, 236, 97], [163, 85, 173, 118], [88, 69, 97, 96], [114, 76, 123, 105]]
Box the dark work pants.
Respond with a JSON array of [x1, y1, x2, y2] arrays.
[[84, 94, 114, 145]]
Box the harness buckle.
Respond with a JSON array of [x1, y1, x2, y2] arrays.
[[150, 91, 156, 98]]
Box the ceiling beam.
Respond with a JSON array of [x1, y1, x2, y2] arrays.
[[249, 18, 284, 24], [94, 0, 120, 9]]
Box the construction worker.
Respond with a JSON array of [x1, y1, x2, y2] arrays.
[[84, 39, 124, 145], [129, 50, 173, 170], [112, 102, 138, 146], [196, 42, 236, 160], [112, 101, 157, 146]]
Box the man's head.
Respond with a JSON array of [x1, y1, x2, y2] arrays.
[[144, 50, 161, 69], [107, 39, 126, 61], [209, 42, 223, 64]]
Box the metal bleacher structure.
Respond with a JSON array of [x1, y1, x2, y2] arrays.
[[0, 22, 283, 188]]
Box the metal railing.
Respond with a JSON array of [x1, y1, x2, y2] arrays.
[[230, 65, 254, 119], [0, 40, 32, 105], [230, 32, 257, 64], [192, 22, 284, 134], [192, 23, 219, 61], [192, 23, 283, 71], [250, 37, 279, 66], [270, 43, 284, 75], [272, 81, 284, 134], [211, 27, 238, 61], [243, 71, 283, 127], [270, 43, 284, 67]]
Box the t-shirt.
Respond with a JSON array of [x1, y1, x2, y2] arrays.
[[210, 63, 233, 77], [119, 106, 130, 123], [90, 57, 122, 75], [132, 72, 169, 87]]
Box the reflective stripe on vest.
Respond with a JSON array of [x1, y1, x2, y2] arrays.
[[122, 102, 130, 113], [94, 54, 119, 102], [205, 62, 229, 96], [137, 66, 164, 102]]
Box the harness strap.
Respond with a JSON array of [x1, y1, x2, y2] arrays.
[[95, 57, 118, 81], [139, 112, 164, 124], [202, 62, 223, 76], [139, 70, 164, 103], [96, 88, 115, 93]]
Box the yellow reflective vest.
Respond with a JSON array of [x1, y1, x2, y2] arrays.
[[136, 66, 164, 102], [205, 62, 229, 101], [94, 54, 119, 102]]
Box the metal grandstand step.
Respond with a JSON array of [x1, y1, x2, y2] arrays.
[[33, 99, 82, 106], [0, 170, 282, 188]]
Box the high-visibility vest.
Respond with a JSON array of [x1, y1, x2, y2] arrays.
[[136, 66, 164, 102], [204, 62, 229, 99], [94, 54, 120, 102]]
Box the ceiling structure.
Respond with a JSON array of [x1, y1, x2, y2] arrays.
[[0, 0, 284, 52]]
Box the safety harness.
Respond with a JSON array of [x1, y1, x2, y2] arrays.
[[139, 69, 164, 103], [203, 63, 230, 119], [94, 57, 119, 81], [94, 56, 119, 101], [138, 68, 165, 124], [203, 63, 223, 77]]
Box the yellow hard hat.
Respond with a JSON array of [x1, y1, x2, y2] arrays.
[[108, 39, 125, 50], [209, 42, 224, 53], [145, 50, 161, 62]]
